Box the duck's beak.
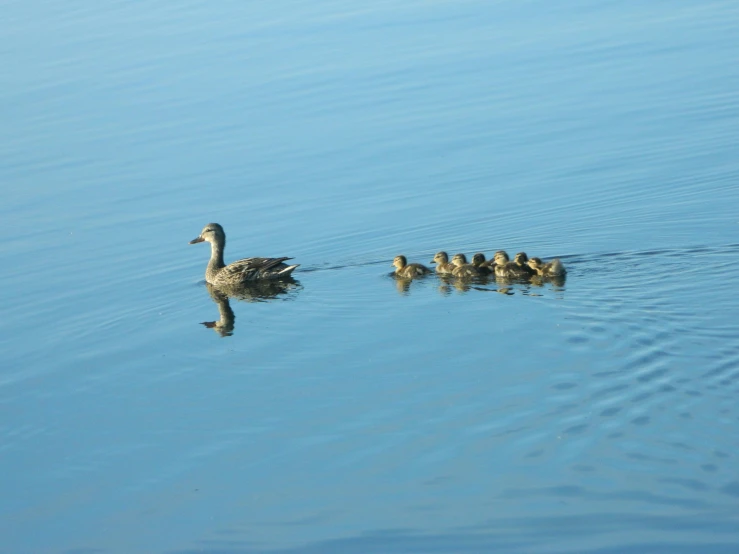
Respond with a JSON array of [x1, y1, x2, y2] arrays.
[[189, 236, 204, 244]]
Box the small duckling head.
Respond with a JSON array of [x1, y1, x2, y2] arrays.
[[393, 255, 408, 270], [190, 223, 225, 246], [527, 257, 543, 271], [494, 250, 510, 265], [451, 253, 468, 267], [472, 253, 486, 267], [431, 251, 449, 265], [514, 252, 529, 266]]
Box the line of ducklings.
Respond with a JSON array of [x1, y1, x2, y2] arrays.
[[392, 251, 566, 280]]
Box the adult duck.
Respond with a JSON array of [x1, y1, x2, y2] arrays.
[[190, 223, 299, 285]]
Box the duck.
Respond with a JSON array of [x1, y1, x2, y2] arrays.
[[393, 255, 431, 279], [453, 253, 492, 278], [451, 253, 487, 278], [430, 251, 456, 274], [527, 256, 566, 277], [189, 223, 299, 285], [471, 253, 495, 274], [494, 251, 535, 279]]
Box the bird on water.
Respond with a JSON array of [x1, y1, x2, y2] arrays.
[[189, 223, 299, 286]]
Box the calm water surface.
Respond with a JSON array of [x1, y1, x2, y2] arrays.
[[2, 1, 739, 553]]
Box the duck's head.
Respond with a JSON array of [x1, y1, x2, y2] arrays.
[[514, 252, 529, 266], [190, 223, 225, 246], [452, 253, 468, 267], [431, 251, 449, 264], [393, 255, 407, 269], [472, 253, 486, 266], [494, 250, 510, 265], [527, 257, 544, 271]]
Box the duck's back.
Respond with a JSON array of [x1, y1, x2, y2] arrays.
[[495, 262, 533, 279], [214, 257, 299, 285], [453, 264, 490, 278], [435, 261, 456, 274], [398, 263, 431, 278], [544, 259, 566, 276]]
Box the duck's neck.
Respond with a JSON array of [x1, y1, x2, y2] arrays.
[[206, 239, 226, 280]]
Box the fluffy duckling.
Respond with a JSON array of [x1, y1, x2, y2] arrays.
[[430, 251, 456, 274], [393, 255, 431, 279], [492, 250, 510, 267], [471, 253, 494, 274], [452, 253, 488, 278], [451, 253, 469, 267], [527, 256, 566, 277], [494, 251, 535, 279]]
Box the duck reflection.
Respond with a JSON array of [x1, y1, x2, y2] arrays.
[[201, 285, 235, 337], [529, 273, 567, 289], [393, 276, 413, 295], [200, 279, 301, 337]]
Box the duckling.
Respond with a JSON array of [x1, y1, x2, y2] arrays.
[[494, 250, 509, 262], [430, 251, 456, 274], [393, 255, 431, 279], [494, 251, 535, 279], [190, 223, 299, 286], [527, 256, 566, 277], [472, 252, 498, 270], [451, 253, 488, 278], [492, 250, 510, 268], [471, 253, 494, 275], [451, 253, 469, 267]]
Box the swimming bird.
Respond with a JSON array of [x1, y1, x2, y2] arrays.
[[471, 253, 494, 274], [189, 223, 299, 285], [393, 255, 431, 278], [527, 256, 566, 277], [451, 253, 469, 267], [452, 253, 491, 278], [430, 251, 456, 274], [494, 251, 534, 279]]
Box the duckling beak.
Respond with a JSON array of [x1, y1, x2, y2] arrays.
[[189, 236, 204, 244]]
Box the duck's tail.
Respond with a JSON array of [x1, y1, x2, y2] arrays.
[[276, 264, 300, 277], [549, 259, 566, 276]]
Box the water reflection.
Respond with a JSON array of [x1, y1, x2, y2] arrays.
[[201, 285, 235, 337], [530, 274, 567, 289], [391, 271, 566, 297], [200, 280, 302, 337], [393, 276, 413, 295]]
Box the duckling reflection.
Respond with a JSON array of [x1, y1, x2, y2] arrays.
[[394, 277, 412, 295], [199, 278, 301, 336]]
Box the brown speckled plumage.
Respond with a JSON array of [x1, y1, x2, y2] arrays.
[[528, 256, 566, 277], [430, 251, 457, 274], [190, 223, 299, 285], [494, 251, 534, 279], [393, 255, 431, 279], [452, 253, 490, 278]]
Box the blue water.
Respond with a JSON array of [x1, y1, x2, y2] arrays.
[[2, 1, 739, 553]]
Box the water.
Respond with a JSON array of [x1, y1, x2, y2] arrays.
[[2, 1, 739, 552]]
